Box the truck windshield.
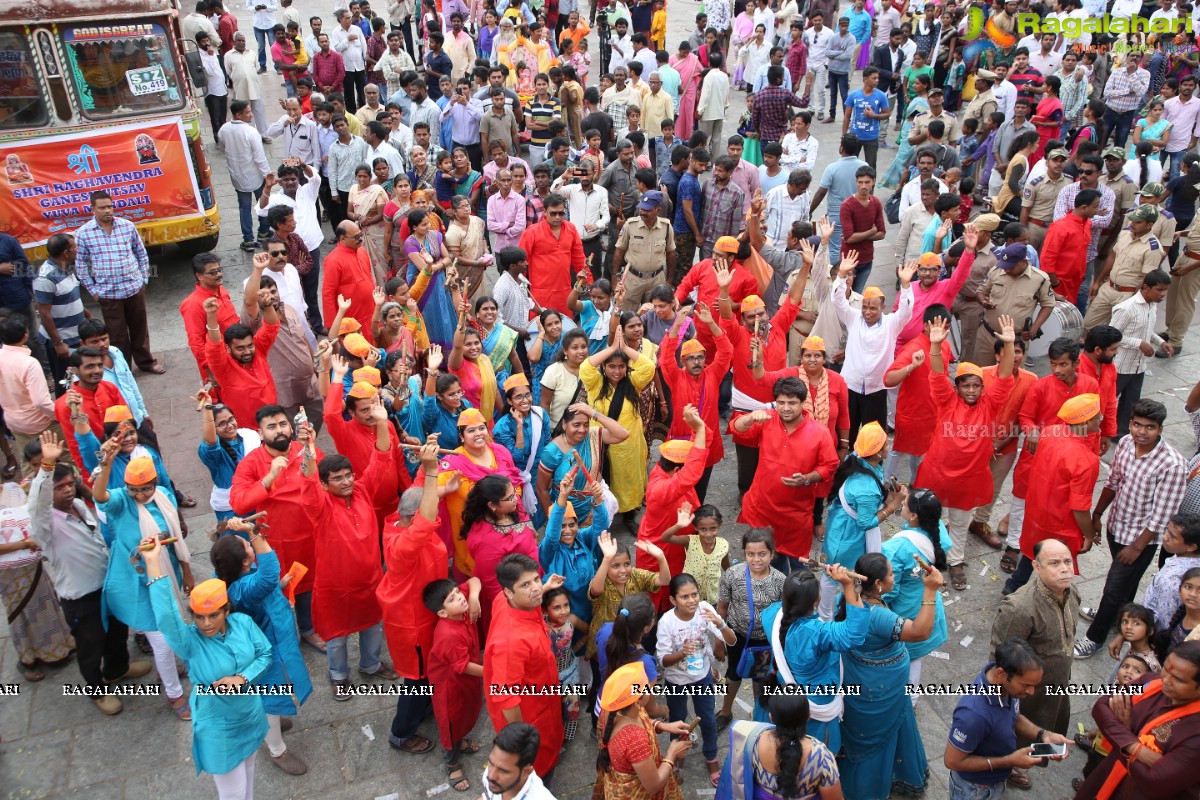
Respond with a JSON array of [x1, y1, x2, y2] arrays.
[[0, 30, 50, 129], [60, 22, 184, 121]]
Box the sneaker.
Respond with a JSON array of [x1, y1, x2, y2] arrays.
[[257, 230, 273, 240], [93, 694, 123, 715], [331, 678, 353, 701], [257, 66, 267, 74], [269, 749, 308, 775], [240, 241, 259, 252], [1073, 638, 1102, 659], [1080, 606, 1096, 622], [106, 662, 153, 682]]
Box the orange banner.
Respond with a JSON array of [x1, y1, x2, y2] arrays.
[[0, 118, 203, 248]]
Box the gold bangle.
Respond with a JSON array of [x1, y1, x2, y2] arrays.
[[661, 759, 675, 768], [921, 599, 937, 606]]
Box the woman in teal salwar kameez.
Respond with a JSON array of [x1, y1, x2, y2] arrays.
[[880, 75, 932, 191], [839, 552, 944, 800], [143, 536, 273, 799], [759, 566, 868, 752], [882, 488, 952, 684]]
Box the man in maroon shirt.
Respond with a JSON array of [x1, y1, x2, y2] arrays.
[[840, 165, 886, 293]]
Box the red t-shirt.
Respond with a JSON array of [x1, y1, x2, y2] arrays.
[[839, 194, 885, 263]]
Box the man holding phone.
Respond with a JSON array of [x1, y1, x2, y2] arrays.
[[945, 637, 1071, 799]]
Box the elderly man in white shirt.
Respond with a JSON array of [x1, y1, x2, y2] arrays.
[[330, 7, 368, 111], [831, 252, 916, 440], [225, 33, 269, 136], [257, 162, 325, 330], [219, 101, 272, 249], [764, 170, 812, 244], [265, 97, 322, 166]]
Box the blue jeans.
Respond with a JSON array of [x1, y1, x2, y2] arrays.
[[665, 672, 718, 761], [1167, 149, 1187, 181], [828, 70, 850, 119], [948, 771, 1007, 800], [327, 621, 384, 680], [1104, 107, 1137, 149], [254, 26, 270, 70], [829, 220, 843, 265], [1075, 257, 1096, 316], [883, 450, 923, 485], [235, 183, 271, 243], [771, 553, 809, 574], [851, 260, 874, 294]]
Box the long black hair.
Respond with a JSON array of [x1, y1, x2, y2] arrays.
[[604, 591, 656, 682], [836, 553, 889, 621], [779, 569, 821, 637], [210, 535, 249, 595], [908, 488, 948, 570], [828, 453, 886, 508], [1155, 567, 1200, 663], [459, 474, 516, 539], [768, 693, 812, 799]]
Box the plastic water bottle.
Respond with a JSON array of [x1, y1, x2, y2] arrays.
[[684, 635, 705, 678]]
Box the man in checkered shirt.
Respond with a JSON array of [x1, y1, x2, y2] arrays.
[[1073, 398, 1188, 659]]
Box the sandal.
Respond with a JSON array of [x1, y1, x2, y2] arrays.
[[707, 759, 721, 788], [178, 493, 198, 509], [458, 738, 482, 754], [715, 713, 733, 733], [390, 733, 434, 754], [949, 563, 967, 591], [301, 633, 327, 654], [168, 694, 192, 721], [1006, 767, 1031, 790], [142, 360, 167, 375], [1000, 547, 1020, 574], [21, 662, 45, 682], [359, 660, 399, 680], [446, 764, 470, 792]]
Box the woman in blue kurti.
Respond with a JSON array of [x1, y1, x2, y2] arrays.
[[211, 518, 312, 775], [527, 309, 567, 405], [535, 404, 628, 521], [142, 536, 272, 799], [566, 278, 616, 355], [195, 393, 261, 525], [839, 552, 944, 800], [74, 407, 176, 503], [539, 472, 610, 629], [759, 565, 868, 751], [882, 488, 952, 684], [819, 423, 903, 620], [93, 446, 194, 721], [492, 374, 551, 527], [420, 356, 475, 451]]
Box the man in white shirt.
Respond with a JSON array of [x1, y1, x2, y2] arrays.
[[831, 255, 916, 440], [631, 34, 658, 78], [992, 63, 1017, 121], [551, 160, 610, 267], [225, 34, 269, 137], [330, 8, 367, 111], [898, 148, 947, 217], [362, 120, 405, 182], [265, 97, 321, 166], [1028, 32, 1062, 77], [247, 0, 279, 73], [258, 163, 325, 331], [765, 169, 812, 244], [183, 1, 222, 49], [609, 18, 632, 71], [246, 239, 315, 346], [197, 33, 228, 141], [802, 13, 836, 120], [218, 101, 272, 249]]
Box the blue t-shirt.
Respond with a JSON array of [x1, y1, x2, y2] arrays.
[[844, 89, 889, 142], [947, 664, 1020, 785], [673, 172, 704, 234]]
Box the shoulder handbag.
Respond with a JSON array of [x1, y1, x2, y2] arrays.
[[735, 565, 776, 681], [885, 187, 903, 225]]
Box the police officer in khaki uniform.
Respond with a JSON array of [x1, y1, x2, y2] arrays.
[[1098, 146, 1139, 254], [974, 241, 1057, 366], [1136, 182, 1177, 249], [908, 90, 961, 146], [962, 70, 999, 131], [613, 189, 676, 311], [1020, 148, 1072, 250], [1085, 204, 1166, 330], [1163, 217, 1200, 356], [953, 212, 1001, 364]]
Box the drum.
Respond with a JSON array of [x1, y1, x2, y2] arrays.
[[1025, 300, 1083, 359]]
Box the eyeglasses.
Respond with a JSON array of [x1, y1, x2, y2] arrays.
[[268, 250, 287, 256], [343, 233, 364, 240], [203, 268, 223, 276], [546, 210, 566, 217]]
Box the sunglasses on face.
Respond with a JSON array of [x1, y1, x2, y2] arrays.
[[268, 249, 286, 256]]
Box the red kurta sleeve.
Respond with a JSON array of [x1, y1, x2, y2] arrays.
[[569, 225, 585, 277], [1068, 446, 1101, 512], [1099, 365, 1117, 440], [322, 252, 342, 331], [674, 262, 702, 306], [254, 319, 280, 353], [812, 423, 840, 481], [927, 363, 957, 414]]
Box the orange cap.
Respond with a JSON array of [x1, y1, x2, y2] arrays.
[[457, 407, 487, 428], [918, 252, 942, 267], [739, 295, 765, 313], [337, 317, 362, 335], [854, 422, 887, 458], [956, 362, 984, 381], [1058, 394, 1101, 425], [714, 236, 740, 254], [680, 339, 706, 357], [862, 287, 885, 301], [562, 501, 577, 519], [189, 579, 229, 614], [124, 456, 157, 486], [659, 439, 693, 463], [801, 335, 826, 352], [103, 405, 134, 424], [343, 332, 371, 358], [503, 373, 530, 393], [352, 366, 381, 386], [600, 661, 650, 711], [347, 381, 378, 399]]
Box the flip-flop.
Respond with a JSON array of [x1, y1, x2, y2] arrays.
[[391, 734, 434, 754], [707, 759, 721, 788], [142, 361, 167, 375], [301, 634, 327, 654], [21, 663, 45, 682], [949, 564, 967, 591], [458, 738, 482, 754], [446, 764, 470, 792]]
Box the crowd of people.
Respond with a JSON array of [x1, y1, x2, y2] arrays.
[[6, 0, 1200, 798]]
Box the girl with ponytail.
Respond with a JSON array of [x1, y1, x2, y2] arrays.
[[1154, 567, 1200, 664], [881, 487, 952, 685], [838, 552, 944, 799]]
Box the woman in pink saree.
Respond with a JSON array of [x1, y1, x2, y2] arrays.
[[671, 41, 703, 141]]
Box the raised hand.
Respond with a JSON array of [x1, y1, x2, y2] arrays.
[[225, 516, 258, 534], [253, 251, 271, 270], [419, 434, 441, 472], [700, 605, 724, 627], [927, 317, 951, 344], [568, 401, 595, 418], [559, 464, 579, 494], [598, 530, 618, 559], [443, 469, 462, 494], [995, 314, 1016, 344], [368, 396, 389, 425], [337, 293, 353, 312], [676, 501, 695, 529], [713, 260, 733, 289], [694, 301, 713, 325], [817, 215, 833, 242], [330, 353, 350, 379], [364, 347, 381, 367], [373, 286, 387, 306], [962, 222, 979, 250], [750, 189, 766, 217], [897, 259, 918, 287], [426, 344, 444, 371], [910, 349, 926, 368], [798, 237, 816, 267], [202, 296, 221, 315], [749, 409, 771, 424], [634, 538, 664, 560], [97, 437, 121, 464], [682, 403, 703, 431], [38, 431, 64, 462]]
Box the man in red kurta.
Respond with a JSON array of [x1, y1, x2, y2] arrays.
[[324, 358, 405, 498], [1040, 193, 1096, 304], [735, 377, 840, 567], [637, 407, 708, 609], [300, 402, 398, 696], [915, 315, 1015, 586], [483, 553, 565, 779], [54, 346, 124, 470], [675, 242, 759, 353], [1006, 394, 1102, 595], [179, 253, 241, 382], [517, 195, 586, 314], [231, 406, 324, 649], [883, 304, 956, 486], [322, 222, 377, 342], [659, 302, 732, 501], [1078, 325, 1120, 456], [203, 297, 280, 429], [376, 439, 448, 754]]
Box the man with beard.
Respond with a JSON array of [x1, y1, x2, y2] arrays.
[[1003, 339, 1100, 594], [231, 404, 325, 652], [735, 376, 840, 571], [484, 555, 565, 783], [202, 296, 279, 429], [989, 538, 1080, 792], [299, 403, 400, 698], [916, 315, 1016, 592], [53, 346, 124, 471], [259, 163, 324, 333], [483, 724, 554, 800], [180, 253, 240, 383], [1077, 325, 1120, 456]]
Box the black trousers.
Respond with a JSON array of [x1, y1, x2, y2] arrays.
[[695, 465, 714, 504], [320, 178, 348, 232], [735, 442, 759, 498], [343, 70, 367, 112], [1086, 531, 1158, 643], [59, 589, 131, 689], [583, 236, 605, 279], [204, 93, 228, 141], [1003, 555, 1034, 595], [389, 648, 433, 742], [1115, 372, 1145, 439], [302, 247, 324, 331], [847, 389, 888, 445]]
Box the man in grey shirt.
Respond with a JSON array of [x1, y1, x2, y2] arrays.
[[810, 133, 867, 265], [989, 96, 1035, 195]]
